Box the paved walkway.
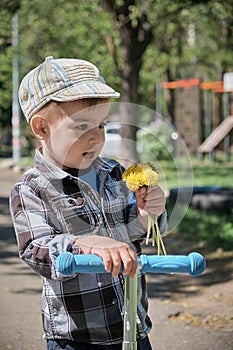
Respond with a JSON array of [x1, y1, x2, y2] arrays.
[[0, 169, 43, 349], [0, 165, 232, 350]]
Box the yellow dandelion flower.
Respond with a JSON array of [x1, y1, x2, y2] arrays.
[[122, 163, 159, 191], [122, 163, 166, 254]]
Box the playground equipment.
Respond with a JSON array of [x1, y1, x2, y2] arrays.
[[157, 78, 233, 160], [56, 252, 206, 350]]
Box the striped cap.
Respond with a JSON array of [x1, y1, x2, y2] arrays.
[[19, 56, 120, 122]]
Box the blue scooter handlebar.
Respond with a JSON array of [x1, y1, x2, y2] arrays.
[[56, 252, 206, 277]]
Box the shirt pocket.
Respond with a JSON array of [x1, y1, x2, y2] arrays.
[[49, 193, 98, 236]]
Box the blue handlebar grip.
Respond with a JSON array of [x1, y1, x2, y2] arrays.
[[56, 252, 206, 276], [140, 252, 206, 276], [56, 252, 107, 275], [56, 252, 75, 275]]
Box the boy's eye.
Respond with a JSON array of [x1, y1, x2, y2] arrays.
[[75, 122, 106, 131], [99, 122, 106, 129], [76, 124, 88, 131]]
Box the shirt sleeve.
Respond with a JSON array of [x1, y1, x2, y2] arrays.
[[9, 182, 77, 280]]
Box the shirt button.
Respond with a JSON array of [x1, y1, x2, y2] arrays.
[[68, 198, 75, 205]]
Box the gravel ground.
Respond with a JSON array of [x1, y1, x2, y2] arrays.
[[0, 165, 232, 350]]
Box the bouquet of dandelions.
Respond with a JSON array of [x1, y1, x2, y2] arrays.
[[122, 163, 166, 255]]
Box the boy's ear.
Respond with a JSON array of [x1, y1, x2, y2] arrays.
[[30, 115, 50, 140]]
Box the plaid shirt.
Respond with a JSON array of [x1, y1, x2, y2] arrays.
[[10, 148, 167, 345]]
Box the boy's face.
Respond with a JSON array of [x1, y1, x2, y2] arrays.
[[43, 100, 110, 169]]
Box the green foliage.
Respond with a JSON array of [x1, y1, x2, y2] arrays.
[[0, 0, 232, 126], [173, 205, 233, 251], [137, 121, 174, 161], [18, 0, 117, 81], [0, 0, 120, 126], [139, 0, 233, 106], [0, 8, 13, 126]]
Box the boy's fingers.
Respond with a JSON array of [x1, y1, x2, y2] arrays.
[[120, 248, 137, 277], [101, 251, 113, 274], [76, 235, 137, 277], [110, 251, 122, 277], [91, 248, 115, 274], [143, 187, 165, 215], [128, 251, 138, 278], [100, 247, 137, 277], [136, 187, 147, 195]]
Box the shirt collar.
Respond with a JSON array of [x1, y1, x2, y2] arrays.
[[34, 147, 69, 181], [33, 147, 119, 182]]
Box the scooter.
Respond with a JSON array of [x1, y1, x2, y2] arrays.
[[56, 251, 206, 350]]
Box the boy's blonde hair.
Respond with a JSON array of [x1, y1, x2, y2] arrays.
[[32, 98, 110, 126]]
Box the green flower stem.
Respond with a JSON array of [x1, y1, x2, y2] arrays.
[[155, 218, 167, 255], [146, 213, 167, 255], [123, 273, 138, 349]]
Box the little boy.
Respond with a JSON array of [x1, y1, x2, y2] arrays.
[[10, 57, 167, 350]]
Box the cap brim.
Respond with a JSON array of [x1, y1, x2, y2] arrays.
[[51, 81, 120, 102]]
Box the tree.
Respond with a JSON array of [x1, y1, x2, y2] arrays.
[[102, 0, 233, 162], [0, 0, 232, 158], [102, 1, 196, 161], [0, 0, 119, 127]]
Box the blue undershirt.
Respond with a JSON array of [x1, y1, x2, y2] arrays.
[[66, 165, 99, 191]]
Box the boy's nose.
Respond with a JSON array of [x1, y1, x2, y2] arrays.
[[88, 127, 104, 144]]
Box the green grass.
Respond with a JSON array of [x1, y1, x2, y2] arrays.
[[167, 204, 233, 251], [191, 159, 233, 188], [159, 158, 233, 189], [163, 158, 233, 251]]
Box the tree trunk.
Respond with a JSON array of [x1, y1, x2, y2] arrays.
[[103, 0, 153, 165], [118, 47, 141, 165]]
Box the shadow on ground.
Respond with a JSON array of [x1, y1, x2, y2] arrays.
[[143, 234, 233, 300]]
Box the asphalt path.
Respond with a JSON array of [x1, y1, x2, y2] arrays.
[[0, 165, 232, 350]]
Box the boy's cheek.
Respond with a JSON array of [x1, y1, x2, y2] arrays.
[[50, 132, 76, 152]]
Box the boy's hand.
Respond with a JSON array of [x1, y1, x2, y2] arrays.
[[135, 186, 165, 227], [74, 235, 137, 278]]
